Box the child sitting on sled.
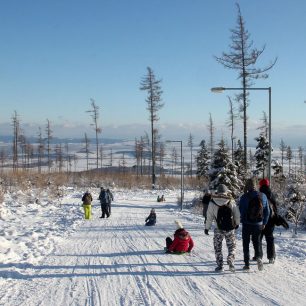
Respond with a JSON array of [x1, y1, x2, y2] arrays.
[[145, 208, 157, 226], [165, 221, 194, 254]]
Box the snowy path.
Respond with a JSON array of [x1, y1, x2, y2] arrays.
[[0, 190, 305, 306]]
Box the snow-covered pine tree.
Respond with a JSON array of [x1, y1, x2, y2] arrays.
[[233, 139, 245, 177], [254, 133, 269, 178], [209, 138, 243, 197], [285, 180, 306, 236], [196, 140, 210, 179]]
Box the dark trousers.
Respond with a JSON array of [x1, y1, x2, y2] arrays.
[[260, 223, 275, 260], [242, 224, 263, 265], [166, 237, 173, 249], [101, 204, 110, 218]]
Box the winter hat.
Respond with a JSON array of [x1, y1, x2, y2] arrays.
[[216, 184, 228, 194], [175, 220, 184, 229], [259, 178, 270, 188], [244, 178, 256, 193]]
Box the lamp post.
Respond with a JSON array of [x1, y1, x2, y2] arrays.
[[166, 140, 183, 210], [211, 86, 272, 184]]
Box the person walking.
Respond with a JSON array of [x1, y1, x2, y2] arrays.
[[205, 184, 240, 272], [202, 189, 212, 224], [258, 178, 278, 264], [82, 190, 93, 220], [98, 187, 111, 218], [239, 178, 270, 271]]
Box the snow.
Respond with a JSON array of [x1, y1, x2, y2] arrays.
[[0, 187, 305, 306]]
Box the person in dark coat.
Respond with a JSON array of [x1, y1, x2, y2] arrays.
[[239, 178, 270, 271], [145, 208, 157, 226], [98, 187, 111, 218], [258, 178, 278, 264], [202, 189, 212, 224]]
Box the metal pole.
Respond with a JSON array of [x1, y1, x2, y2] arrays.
[[180, 141, 183, 211], [268, 87, 272, 186]]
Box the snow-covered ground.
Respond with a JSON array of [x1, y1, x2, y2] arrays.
[[0, 187, 305, 306]]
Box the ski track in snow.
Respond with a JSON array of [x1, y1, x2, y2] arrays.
[[0, 189, 305, 306]]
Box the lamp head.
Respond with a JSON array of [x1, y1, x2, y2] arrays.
[[211, 87, 225, 93]]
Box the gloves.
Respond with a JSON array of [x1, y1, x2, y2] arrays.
[[235, 225, 239, 229], [204, 229, 209, 235]]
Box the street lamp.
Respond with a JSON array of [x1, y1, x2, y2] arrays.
[[166, 140, 184, 210], [211, 86, 272, 184]]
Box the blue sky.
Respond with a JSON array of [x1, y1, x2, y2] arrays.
[[1, 0, 306, 146]]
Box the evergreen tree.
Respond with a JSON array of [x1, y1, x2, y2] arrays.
[[209, 138, 242, 197], [254, 134, 269, 178], [285, 181, 306, 235], [196, 140, 210, 179], [272, 159, 283, 178], [286, 146, 293, 177], [233, 139, 245, 177]]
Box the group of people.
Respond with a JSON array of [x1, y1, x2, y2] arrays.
[[81, 187, 114, 220], [204, 177, 288, 272], [157, 195, 166, 202], [82, 178, 288, 273]]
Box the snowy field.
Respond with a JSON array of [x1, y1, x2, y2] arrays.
[[0, 187, 305, 306]]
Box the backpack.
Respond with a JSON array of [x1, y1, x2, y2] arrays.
[[83, 193, 91, 205], [216, 201, 235, 231], [247, 193, 263, 222], [268, 199, 276, 219]]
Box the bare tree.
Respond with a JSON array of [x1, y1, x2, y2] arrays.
[[298, 146, 303, 173], [158, 142, 166, 176], [87, 98, 102, 169], [84, 133, 90, 171], [45, 119, 53, 172], [286, 146, 293, 176], [226, 96, 237, 160], [208, 113, 215, 157], [258, 111, 269, 139], [279, 139, 287, 173], [11, 111, 20, 172], [187, 133, 194, 177], [0, 148, 7, 172], [99, 145, 104, 169], [140, 67, 164, 188], [54, 143, 64, 172], [37, 127, 45, 173], [171, 147, 178, 176], [215, 3, 277, 171]]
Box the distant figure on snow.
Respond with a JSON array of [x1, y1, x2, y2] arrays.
[[99, 187, 111, 218], [145, 208, 157, 226], [202, 189, 212, 224], [106, 188, 114, 215], [157, 195, 166, 202], [165, 221, 194, 254], [82, 190, 93, 220]]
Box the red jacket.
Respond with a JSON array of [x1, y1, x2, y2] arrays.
[[168, 228, 194, 253]]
